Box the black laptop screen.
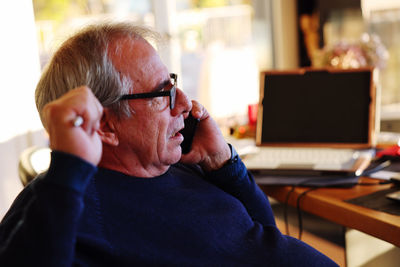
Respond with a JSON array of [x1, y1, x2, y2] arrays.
[[260, 70, 372, 144]]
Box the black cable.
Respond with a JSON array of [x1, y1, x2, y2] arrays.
[[283, 185, 296, 236], [283, 177, 330, 237], [283, 177, 324, 237], [280, 158, 394, 240], [293, 178, 394, 240], [284, 178, 353, 239], [296, 187, 319, 240], [357, 180, 393, 186], [282, 168, 396, 240]]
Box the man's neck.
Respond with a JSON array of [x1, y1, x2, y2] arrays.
[[99, 148, 170, 178]]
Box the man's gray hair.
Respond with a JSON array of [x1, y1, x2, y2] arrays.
[[35, 22, 161, 123]]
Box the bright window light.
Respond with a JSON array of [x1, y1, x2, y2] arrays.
[[0, 1, 42, 143]]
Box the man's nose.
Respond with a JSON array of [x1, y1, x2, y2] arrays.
[[171, 88, 192, 116]]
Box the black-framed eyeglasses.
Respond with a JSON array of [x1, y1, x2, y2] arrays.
[[119, 73, 177, 110]]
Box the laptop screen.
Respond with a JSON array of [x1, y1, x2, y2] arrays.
[[258, 69, 374, 146]]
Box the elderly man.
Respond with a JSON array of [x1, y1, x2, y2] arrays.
[[0, 23, 337, 266]]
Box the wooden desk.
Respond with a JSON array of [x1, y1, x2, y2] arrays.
[[259, 177, 400, 247]]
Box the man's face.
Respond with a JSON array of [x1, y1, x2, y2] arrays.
[[109, 38, 191, 172]]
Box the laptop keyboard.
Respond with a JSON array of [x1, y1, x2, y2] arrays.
[[242, 147, 359, 170], [255, 147, 356, 164]]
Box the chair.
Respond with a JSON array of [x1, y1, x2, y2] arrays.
[[18, 146, 51, 186]]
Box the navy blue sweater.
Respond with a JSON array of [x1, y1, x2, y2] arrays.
[[0, 151, 337, 266]]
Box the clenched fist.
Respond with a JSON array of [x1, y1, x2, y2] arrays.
[[42, 86, 103, 165]]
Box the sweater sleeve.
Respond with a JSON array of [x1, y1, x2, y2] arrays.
[[204, 156, 276, 227], [0, 151, 97, 267]]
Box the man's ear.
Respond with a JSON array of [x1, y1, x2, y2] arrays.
[[98, 108, 119, 146]]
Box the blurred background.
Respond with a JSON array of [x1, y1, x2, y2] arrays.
[[1, 0, 400, 219]]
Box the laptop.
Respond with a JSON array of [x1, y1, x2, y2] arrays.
[[242, 68, 376, 177]]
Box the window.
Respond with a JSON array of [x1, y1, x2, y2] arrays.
[[33, 0, 274, 125]]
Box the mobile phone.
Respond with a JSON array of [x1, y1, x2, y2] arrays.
[[180, 113, 199, 154]]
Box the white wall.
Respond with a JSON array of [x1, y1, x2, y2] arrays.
[[0, 1, 45, 218]]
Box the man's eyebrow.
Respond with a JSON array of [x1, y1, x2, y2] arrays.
[[152, 79, 170, 92]]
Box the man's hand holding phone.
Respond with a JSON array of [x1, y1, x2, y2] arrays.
[[179, 100, 231, 172]]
